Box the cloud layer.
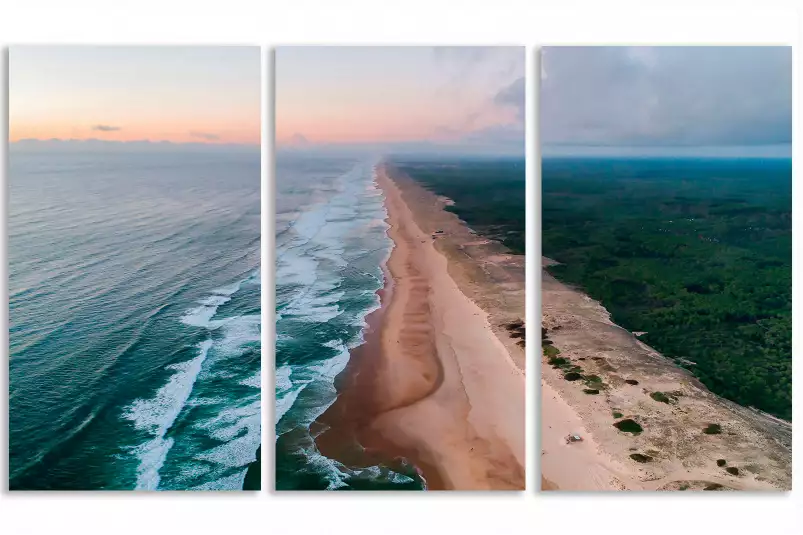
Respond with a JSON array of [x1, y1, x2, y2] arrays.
[[277, 46, 524, 155], [92, 124, 121, 132], [189, 131, 220, 141], [541, 47, 791, 147]]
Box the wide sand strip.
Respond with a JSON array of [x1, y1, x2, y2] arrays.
[[541, 259, 791, 491], [363, 165, 526, 490]]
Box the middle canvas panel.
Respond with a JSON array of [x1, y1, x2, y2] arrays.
[[274, 46, 526, 491]]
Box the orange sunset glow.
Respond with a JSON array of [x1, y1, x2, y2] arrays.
[[10, 46, 260, 146], [276, 46, 524, 152]]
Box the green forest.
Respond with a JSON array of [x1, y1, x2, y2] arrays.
[[542, 157, 791, 421], [391, 156, 525, 254]]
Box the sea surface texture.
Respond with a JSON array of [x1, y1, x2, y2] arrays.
[[275, 153, 424, 490], [9, 150, 261, 490]]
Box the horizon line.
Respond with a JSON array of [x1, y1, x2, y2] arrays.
[[11, 137, 260, 147]]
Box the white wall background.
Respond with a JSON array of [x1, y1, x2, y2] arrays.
[[1, 1, 800, 534]]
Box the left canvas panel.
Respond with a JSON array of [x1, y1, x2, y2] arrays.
[[8, 46, 262, 490]]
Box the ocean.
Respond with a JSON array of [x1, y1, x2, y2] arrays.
[[274, 153, 425, 490], [9, 149, 261, 490]]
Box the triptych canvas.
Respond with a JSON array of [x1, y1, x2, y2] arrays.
[[8, 45, 791, 492]]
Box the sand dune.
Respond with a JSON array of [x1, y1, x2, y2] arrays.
[[541, 260, 791, 491]]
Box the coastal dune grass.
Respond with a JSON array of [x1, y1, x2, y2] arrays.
[[703, 423, 722, 435], [650, 391, 672, 404], [614, 419, 643, 435], [544, 345, 561, 358]]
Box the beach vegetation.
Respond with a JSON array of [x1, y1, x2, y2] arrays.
[[544, 345, 561, 358], [650, 391, 673, 404], [716, 459, 727, 467], [703, 423, 722, 435], [614, 419, 643, 435], [396, 158, 525, 254], [548, 356, 570, 368], [543, 158, 792, 420]]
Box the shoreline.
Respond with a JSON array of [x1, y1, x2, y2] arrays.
[[541, 258, 792, 491], [317, 162, 526, 490]]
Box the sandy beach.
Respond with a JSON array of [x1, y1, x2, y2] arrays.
[[541, 258, 792, 491], [319, 163, 526, 490]]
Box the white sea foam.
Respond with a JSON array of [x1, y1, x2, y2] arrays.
[[275, 383, 309, 435], [275, 364, 293, 391], [176, 289, 261, 489], [281, 292, 344, 324], [310, 340, 350, 381], [199, 295, 231, 307], [275, 364, 311, 431], [190, 471, 248, 491], [274, 159, 422, 488], [300, 444, 416, 490], [195, 398, 261, 481], [275, 160, 390, 442], [216, 314, 260, 356], [123, 339, 213, 490], [240, 372, 260, 389], [180, 304, 221, 328], [127, 268, 261, 490], [180, 270, 259, 329], [212, 281, 243, 296]]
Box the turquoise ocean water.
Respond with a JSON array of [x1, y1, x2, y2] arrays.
[[274, 153, 425, 490], [9, 149, 261, 490]]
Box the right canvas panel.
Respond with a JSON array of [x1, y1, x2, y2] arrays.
[[539, 46, 792, 491]]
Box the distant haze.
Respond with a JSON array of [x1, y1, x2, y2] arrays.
[[11, 138, 258, 154], [276, 47, 524, 156], [541, 46, 791, 158]]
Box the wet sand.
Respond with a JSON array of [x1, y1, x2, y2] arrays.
[[318, 163, 526, 490]]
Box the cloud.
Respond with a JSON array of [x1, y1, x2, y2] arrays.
[[289, 133, 309, 146], [189, 131, 221, 141], [494, 76, 525, 121], [431, 46, 524, 104], [432, 46, 497, 66], [91, 124, 121, 132], [541, 46, 792, 147]]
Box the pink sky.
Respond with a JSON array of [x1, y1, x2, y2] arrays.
[[10, 46, 260, 145], [276, 47, 524, 151]]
